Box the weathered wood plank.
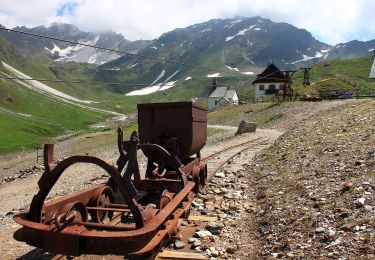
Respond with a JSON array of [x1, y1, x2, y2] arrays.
[[187, 215, 218, 221], [156, 250, 208, 260]]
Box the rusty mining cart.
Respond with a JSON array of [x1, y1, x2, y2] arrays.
[[13, 101, 208, 257]]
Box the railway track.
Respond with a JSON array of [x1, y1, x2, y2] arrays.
[[50, 137, 269, 260], [203, 137, 269, 180]]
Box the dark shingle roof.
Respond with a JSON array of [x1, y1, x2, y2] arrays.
[[252, 63, 287, 84]]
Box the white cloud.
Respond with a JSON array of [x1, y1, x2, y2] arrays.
[[0, 0, 374, 44]]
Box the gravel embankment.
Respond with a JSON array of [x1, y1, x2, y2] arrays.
[[251, 99, 374, 258]]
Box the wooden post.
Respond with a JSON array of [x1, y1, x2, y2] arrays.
[[36, 148, 39, 164]]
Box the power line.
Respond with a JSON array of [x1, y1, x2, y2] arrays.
[[0, 75, 207, 93], [0, 26, 244, 76], [1, 73, 288, 89], [0, 76, 150, 86]]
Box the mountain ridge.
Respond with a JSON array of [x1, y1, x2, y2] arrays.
[[0, 23, 150, 64]]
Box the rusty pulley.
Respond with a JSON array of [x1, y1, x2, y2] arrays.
[[88, 186, 114, 224]]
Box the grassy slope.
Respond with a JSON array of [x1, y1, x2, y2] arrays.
[[0, 76, 108, 154], [291, 55, 375, 95]]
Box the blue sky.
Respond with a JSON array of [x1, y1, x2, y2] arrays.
[[0, 0, 374, 44], [56, 2, 79, 17]]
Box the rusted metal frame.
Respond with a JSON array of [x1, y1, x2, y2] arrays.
[[13, 219, 87, 256], [180, 158, 200, 177], [27, 144, 147, 228], [13, 182, 195, 256], [208, 139, 269, 180], [131, 192, 195, 255], [85, 206, 131, 212], [122, 140, 139, 198], [82, 182, 194, 238], [117, 127, 187, 192], [41, 184, 105, 224], [130, 208, 185, 255], [139, 143, 187, 188], [136, 157, 199, 193], [139, 144, 183, 170], [74, 221, 136, 231], [116, 130, 141, 197], [139, 179, 183, 193]]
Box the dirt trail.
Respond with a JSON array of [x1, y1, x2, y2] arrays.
[[0, 126, 282, 259]]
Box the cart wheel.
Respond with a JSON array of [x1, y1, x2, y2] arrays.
[[56, 201, 88, 229], [193, 165, 202, 193], [89, 186, 114, 224], [200, 162, 208, 186]]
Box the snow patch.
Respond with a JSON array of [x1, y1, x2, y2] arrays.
[[226, 25, 255, 42], [321, 48, 331, 53], [125, 81, 177, 96], [225, 65, 239, 72], [200, 27, 212, 33], [126, 85, 161, 96], [45, 43, 83, 57], [164, 68, 181, 83], [128, 63, 138, 69], [87, 51, 100, 64], [151, 46, 157, 50], [241, 71, 255, 75], [207, 73, 221, 78], [150, 70, 166, 85], [185, 76, 192, 81], [254, 28, 261, 31], [368, 48, 374, 52], [315, 52, 323, 58], [159, 81, 177, 91], [227, 19, 243, 28], [46, 36, 100, 59], [231, 19, 243, 24], [289, 52, 323, 64]]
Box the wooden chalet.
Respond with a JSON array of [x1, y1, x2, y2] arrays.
[[252, 63, 295, 100]]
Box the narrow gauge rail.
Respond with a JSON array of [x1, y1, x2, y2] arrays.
[[13, 101, 269, 259], [205, 138, 269, 180]]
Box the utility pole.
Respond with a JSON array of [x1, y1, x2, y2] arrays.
[[300, 67, 311, 86], [282, 70, 297, 101]]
